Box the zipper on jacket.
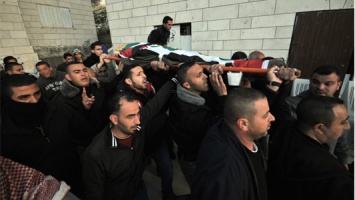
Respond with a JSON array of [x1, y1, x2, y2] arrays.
[[36, 125, 50, 143]]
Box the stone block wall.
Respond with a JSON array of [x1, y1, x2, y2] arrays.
[[0, 0, 97, 72], [106, 0, 353, 60], [1, 0, 38, 71]]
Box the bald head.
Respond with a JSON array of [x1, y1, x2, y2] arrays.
[[248, 51, 265, 60]]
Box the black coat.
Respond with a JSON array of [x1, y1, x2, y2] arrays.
[[82, 81, 175, 200], [267, 124, 354, 200], [192, 120, 263, 200], [168, 91, 225, 161], [83, 53, 100, 68], [148, 26, 170, 45], [1, 100, 92, 196], [118, 82, 168, 156], [58, 79, 109, 141]]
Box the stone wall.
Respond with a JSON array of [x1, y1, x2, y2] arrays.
[[1, 0, 38, 72], [106, 0, 353, 60], [0, 0, 97, 72]]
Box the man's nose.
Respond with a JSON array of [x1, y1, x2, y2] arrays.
[[28, 96, 38, 103], [344, 120, 351, 130], [318, 83, 326, 90], [134, 116, 140, 125]]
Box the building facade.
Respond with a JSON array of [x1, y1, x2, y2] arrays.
[[105, 0, 353, 60], [0, 0, 97, 72]]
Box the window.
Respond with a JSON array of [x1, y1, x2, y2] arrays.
[[37, 5, 73, 28]]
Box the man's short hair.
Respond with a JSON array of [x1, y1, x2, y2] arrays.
[[35, 61, 50, 69], [231, 51, 247, 60], [108, 91, 137, 114], [90, 41, 102, 50], [163, 16, 173, 24], [5, 62, 22, 72], [65, 61, 83, 74], [3, 56, 17, 65], [311, 65, 342, 81], [63, 53, 72, 59], [121, 64, 142, 80], [176, 61, 196, 84], [297, 96, 344, 129], [1, 74, 37, 97], [224, 88, 266, 123]]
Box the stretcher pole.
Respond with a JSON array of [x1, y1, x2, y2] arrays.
[[106, 56, 269, 74]]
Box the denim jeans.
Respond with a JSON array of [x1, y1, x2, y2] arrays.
[[135, 181, 149, 200], [178, 159, 196, 189], [152, 141, 174, 196]]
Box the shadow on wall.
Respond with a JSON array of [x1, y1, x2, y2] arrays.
[[34, 44, 92, 69]]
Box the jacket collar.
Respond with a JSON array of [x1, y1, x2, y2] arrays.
[[60, 78, 100, 98], [177, 84, 205, 106], [104, 124, 141, 148]]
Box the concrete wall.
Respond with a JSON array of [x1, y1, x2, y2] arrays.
[[106, 0, 353, 60], [1, 0, 38, 71], [0, 0, 97, 72]]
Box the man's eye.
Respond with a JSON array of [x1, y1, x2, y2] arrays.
[[341, 120, 349, 125], [311, 80, 319, 84], [325, 82, 335, 86]]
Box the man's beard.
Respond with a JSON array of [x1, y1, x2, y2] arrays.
[[117, 121, 139, 136]]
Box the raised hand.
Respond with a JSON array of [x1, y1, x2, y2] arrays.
[[210, 72, 227, 96], [267, 65, 283, 83], [207, 64, 224, 75], [82, 87, 95, 110]]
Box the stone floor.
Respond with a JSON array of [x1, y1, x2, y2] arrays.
[[143, 147, 190, 200]]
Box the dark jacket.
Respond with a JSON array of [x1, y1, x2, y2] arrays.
[[267, 123, 354, 200], [36, 70, 65, 101], [118, 82, 168, 156], [148, 25, 170, 46], [82, 80, 175, 200], [271, 89, 349, 164], [56, 62, 67, 72], [1, 99, 92, 196], [168, 84, 225, 161], [58, 78, 109, 140], [83, 53, 100, 68], [192, 119, 264, 200]]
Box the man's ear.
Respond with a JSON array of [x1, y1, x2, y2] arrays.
[[237, 118, 249, 132], [125, 78, 132, 86], [313, 123, 324, 135], [182, 82, 190, 89], [336, 81, 342, 91], [65, 74, 72, 81], [91, 49, 95, 54], [110, 114, 118, 125]]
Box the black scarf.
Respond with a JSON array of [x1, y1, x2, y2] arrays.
[[2, 95, 47, 127]]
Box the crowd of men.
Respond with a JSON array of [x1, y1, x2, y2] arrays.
[[0, 15, 353, 200]]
